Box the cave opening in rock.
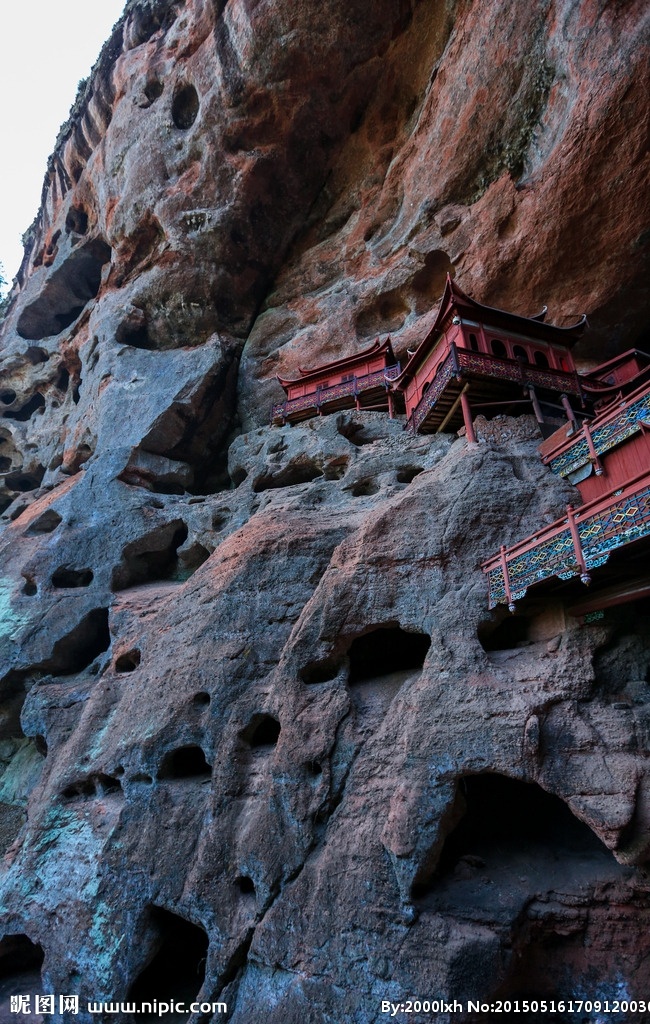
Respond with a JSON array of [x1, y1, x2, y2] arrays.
[[241, 714, 281, 749], [51, 566, 94, 589], [115, 649, 141, 673], [478, 613, 530, 651], [16, 239, 111, 341], [0, 391, 16, 406], [0, 934, 46, 1016], [128, 908, 208, 1014], [171, 83, 200, 129], [413, 774, 616, 901], [0, 934, 44, 980], [348, 626, 431, 683], [3, 393, 46, 422], [592, 598, 650, 701], [47, 607, 111, 675], [111, 522, 189, 590], [158, 746, 211, 780]]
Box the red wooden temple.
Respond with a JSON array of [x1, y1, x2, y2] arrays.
[[390, 275, 587, 439], [271, 338, 401, 425], [483, 377, 650, 614], [581, 349, 650, 400]]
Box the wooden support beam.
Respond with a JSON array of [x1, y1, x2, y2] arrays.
[[528, 386, 545, 425], [561, 393, 578, 427], [460, 388, 477, 444], [437, 384, 470, 433]]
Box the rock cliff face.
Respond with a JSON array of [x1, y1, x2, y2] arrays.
[[0, 0, 649, 1020]]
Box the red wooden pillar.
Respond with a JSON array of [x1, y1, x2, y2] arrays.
[[561, 393, 577, 428], [566, 504, 591, 585], [499, 545, 516, 613], [460, 390, 477, 443], [583, 420, 604, 475], [387, 390, 395, 419], [528, 386, 544, 425]]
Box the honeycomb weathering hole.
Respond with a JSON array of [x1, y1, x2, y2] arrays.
[[172, 83, 200, 129], [158, 745, 211, 780], [235, 875, 255, 895], [241, 714, 281, 748], [16, 239, 111, 341], [65, 206, 89, 236], [26, 509, 62, 535], [51, 566, 94, 589], [348, 626, 431, 683], [115, 649, 141, 673]]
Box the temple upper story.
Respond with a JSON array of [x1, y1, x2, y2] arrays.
[[390, 275, 587, 438], [271, 338, 400, 425]]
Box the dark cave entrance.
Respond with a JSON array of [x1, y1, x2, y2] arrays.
[[0, 935, 45, 1018], [128, 908, 208, 1020], [348, 626, 431, 682], [415, 775, 634, 1015], [158, 746, 212, 781], [436, 775, 609, 874]]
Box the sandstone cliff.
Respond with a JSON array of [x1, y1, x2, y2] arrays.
[[0, 0, 649, 1020]]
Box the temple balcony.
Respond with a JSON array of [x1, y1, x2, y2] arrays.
[[408, 343, 583, 434], [482, 469, 650, 612], [272, 363, 402, 425], [539, 380, 650, 500]]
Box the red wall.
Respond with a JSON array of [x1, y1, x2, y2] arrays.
[[577, 430, 650, 502], [286, 353, 390, 400]]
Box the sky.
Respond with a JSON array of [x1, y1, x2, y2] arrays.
[[0, 1, 127, 293]]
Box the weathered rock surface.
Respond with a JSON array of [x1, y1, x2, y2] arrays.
[[0, 0, 649, 1020]]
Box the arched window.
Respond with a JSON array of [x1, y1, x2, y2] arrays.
[[534, 350, 550, 369], [468, 333, 479, 352], [513, 345, 529, 363], [490, 338, 507, 358]]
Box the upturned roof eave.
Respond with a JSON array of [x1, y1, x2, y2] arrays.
[[391, 275, 587, 389], [276, 337, 395, 389]]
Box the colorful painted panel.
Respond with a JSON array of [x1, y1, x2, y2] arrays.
[[457, 350, 580, 395], [484, 479, 650, 607], [548, 389, 650, 478]]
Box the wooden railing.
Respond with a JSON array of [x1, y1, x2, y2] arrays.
[[272, 363, 401, 422], [407, 345, 582, 432], [542, 382, 650, 480], [482, 470, 650, 609]]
